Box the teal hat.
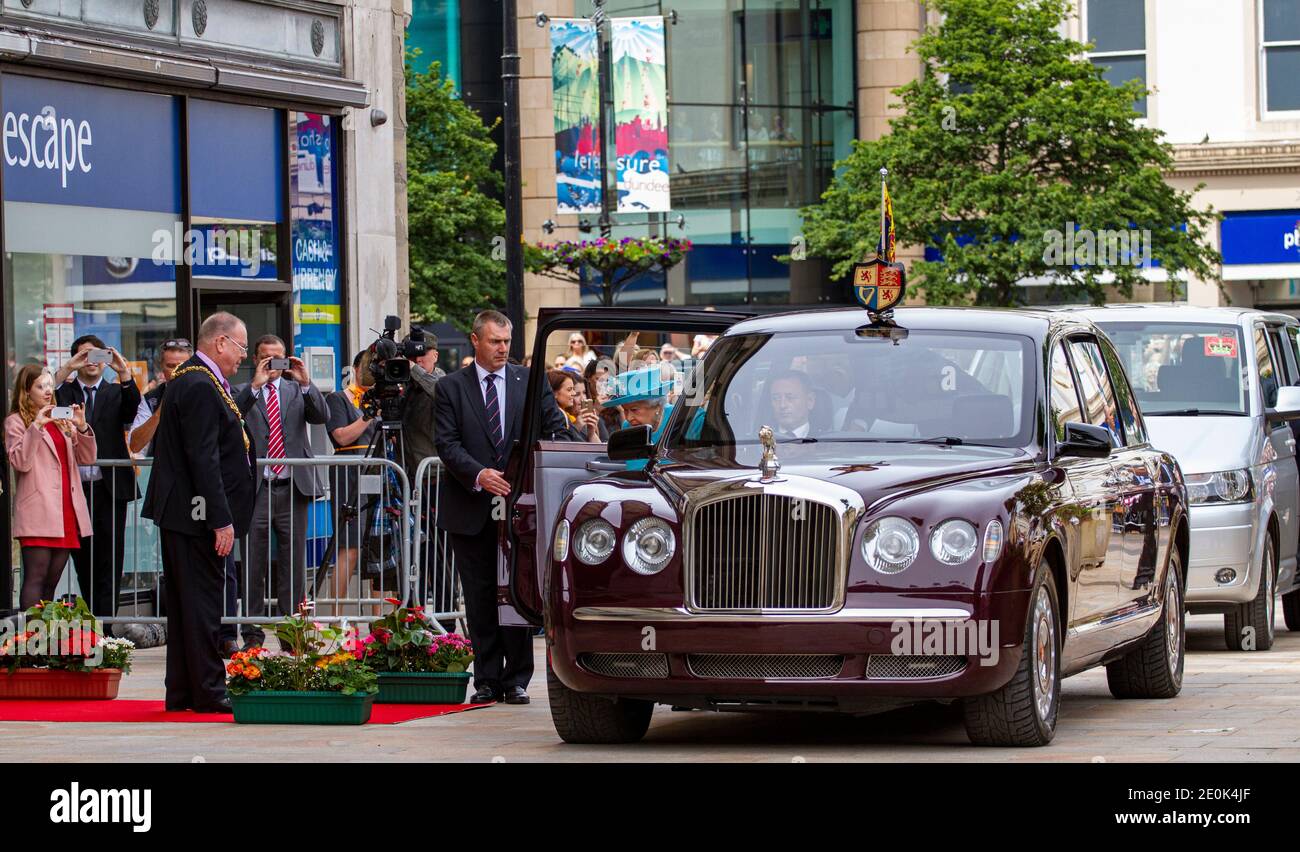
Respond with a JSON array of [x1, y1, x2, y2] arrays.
[[605, 366, 673, 407]]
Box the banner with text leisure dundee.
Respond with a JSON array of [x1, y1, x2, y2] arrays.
[[611, 16, 670, 213], [551, 18, 601, 214]]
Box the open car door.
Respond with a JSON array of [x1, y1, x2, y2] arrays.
[[499, 307, 752, 626]]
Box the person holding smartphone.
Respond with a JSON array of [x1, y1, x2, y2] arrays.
[[232, 334, 329, 650], [5, 365, 96, 609], [54, 334, 142, 619]]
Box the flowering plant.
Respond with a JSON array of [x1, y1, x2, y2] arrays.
[[525, 236, 692, 306], [0, 597, 132, 674], [227, 600, 376, 695], [349, 598, 475, 674]]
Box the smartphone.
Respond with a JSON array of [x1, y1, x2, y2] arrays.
[[268, 358, 292, 371], [87, 349, 112, 365], [50, 406, 73, 420], [582, 399, 597, 415]]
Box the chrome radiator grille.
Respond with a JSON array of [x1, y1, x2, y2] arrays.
[[688, 493, 840, 611]]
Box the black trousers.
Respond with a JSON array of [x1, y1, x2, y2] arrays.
[[242, 480, 310, 643], [71, 481, 129, 619], [449, 522, 534, 693], [161, 529, 227, 710]]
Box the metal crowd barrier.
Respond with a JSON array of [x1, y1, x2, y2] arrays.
[[23, 455, 465, 634]]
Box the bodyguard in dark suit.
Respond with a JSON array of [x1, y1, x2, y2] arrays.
[[433, 310, 570, 705], [233, 334, 329, 649], [55, 335, 142, 619], [142, 313, 255, 713]]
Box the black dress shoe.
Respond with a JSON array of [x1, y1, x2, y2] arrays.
[[470, 686, 501, 705], [219, 640, 240, 658], [164, 703, 191, 712], [502, 686, 530, 705], [194, 697, 232, 713]]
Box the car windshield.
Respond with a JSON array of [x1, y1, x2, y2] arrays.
[[663, 328, 1036, 450], [1093, 321, 1249, 416]]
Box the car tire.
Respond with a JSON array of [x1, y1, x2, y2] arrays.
[[1106, 545, 1184, 699], [1283, 587, 1300, 631], [962, 563, 1059, 747], [547, 659, 653, 745], [1224, 531, 1275, 652]]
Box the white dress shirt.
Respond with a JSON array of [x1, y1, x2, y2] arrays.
[[77, 376, 105, 482], [472, 361, 508, 491]]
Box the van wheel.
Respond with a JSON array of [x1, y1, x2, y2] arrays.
[[1283, 588, 1300, 631], [1225, 532, 1275, 651], [548, 660, 653, 744], [1106, 547, 1184, 698], [962, 564, 1058, 747]]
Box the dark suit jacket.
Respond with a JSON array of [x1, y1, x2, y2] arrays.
[[433, 363, 570, 535], [233, 378, 329, 498], [141, 355, 257, 538], [56, 374, 142, 501]]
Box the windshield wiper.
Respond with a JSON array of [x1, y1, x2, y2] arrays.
[[1145, 408, 1247, 417], [775, 436, 819, 443]]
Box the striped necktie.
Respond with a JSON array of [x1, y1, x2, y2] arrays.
[[265, 382, 286, 476], [484, 373, 505, 464]]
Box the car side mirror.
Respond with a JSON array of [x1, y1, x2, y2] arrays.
[[1057, 422, 1112, 459], [1267, 385, 1300, 424], [607, 424, 654, 461]]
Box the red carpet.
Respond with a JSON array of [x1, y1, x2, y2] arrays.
[[0, 700, 491, 725]]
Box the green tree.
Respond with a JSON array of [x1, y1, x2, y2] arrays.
[[406, 59, 505, 327], [802, 0, 1219, 306]]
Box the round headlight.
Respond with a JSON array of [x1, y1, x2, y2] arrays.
[[1215, 469, 1251, 503], [930, 519, 979, 565], [574, 519, 617, 565], [982, 519, 1004, 564], [622, 517, 676, 575], [862, 517, 919, 574], [552, 519, 570, 563]]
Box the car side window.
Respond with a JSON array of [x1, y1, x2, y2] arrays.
[[1100, 336, 1146, 445], [1049, 343, 1083, 443], [1267, 325, 1296, 386], [1069, 338, 1124, 447], [1254, 325, 1280, 408]]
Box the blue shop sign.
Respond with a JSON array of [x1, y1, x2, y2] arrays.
[[1, 75, 180, 213], [188, 99, 284, 224], [1220, 210, 1300, 265]]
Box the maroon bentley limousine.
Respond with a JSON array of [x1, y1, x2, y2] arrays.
[[502, 307, 1188, 746]]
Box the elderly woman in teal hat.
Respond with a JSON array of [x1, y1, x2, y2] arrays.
[[603, 365, 676, 470]]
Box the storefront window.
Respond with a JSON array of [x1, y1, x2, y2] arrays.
[[187, 99, 284, 282], [2, 75, 181, 382]]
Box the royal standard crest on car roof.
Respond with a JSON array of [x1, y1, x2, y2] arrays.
[[852, 167, 906, 316]]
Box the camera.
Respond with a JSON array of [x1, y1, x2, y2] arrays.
[[360, 316, 429, 421]]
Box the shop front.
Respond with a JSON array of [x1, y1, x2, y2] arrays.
[[0, 70, 347, 609], [1220, 209, 1300, 316]]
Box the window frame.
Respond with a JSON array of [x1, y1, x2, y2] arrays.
[[1048, 340, 1088, 453], [1260, 0, 1300, 118], [1069, 335, 1127, 448], [1083, 0, 1149, 118]]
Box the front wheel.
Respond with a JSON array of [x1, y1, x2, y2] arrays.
[[548, 660, 653, 744], [1106, 546, 1184, 698], [962, 564, 1059, 747], [1225, 532, 1275, 651]]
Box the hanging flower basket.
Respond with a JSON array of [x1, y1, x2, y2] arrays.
[[0, 668, 123, 700]]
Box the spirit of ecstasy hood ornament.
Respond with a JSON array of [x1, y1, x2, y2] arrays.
[[758, 425, 780, 481]]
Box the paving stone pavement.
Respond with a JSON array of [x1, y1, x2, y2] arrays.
[[3, 613, 1300, 762]]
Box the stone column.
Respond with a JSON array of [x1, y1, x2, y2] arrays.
[[519, 1, 581, 355]]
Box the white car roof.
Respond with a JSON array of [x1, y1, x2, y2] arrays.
[[1064, 304, 1298, 328]]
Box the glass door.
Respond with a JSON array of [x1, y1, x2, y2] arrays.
[[192, 287, 292, 388]]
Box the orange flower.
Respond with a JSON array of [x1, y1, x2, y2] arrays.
[[245, 666, 261, 680], [226, 663, 242, 676]]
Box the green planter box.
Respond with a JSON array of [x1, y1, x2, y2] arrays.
[[229, 690, 376, 725], [375, 671, 471, 704]]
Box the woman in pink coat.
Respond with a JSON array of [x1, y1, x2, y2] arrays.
[[4, 364, 96, 608]]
